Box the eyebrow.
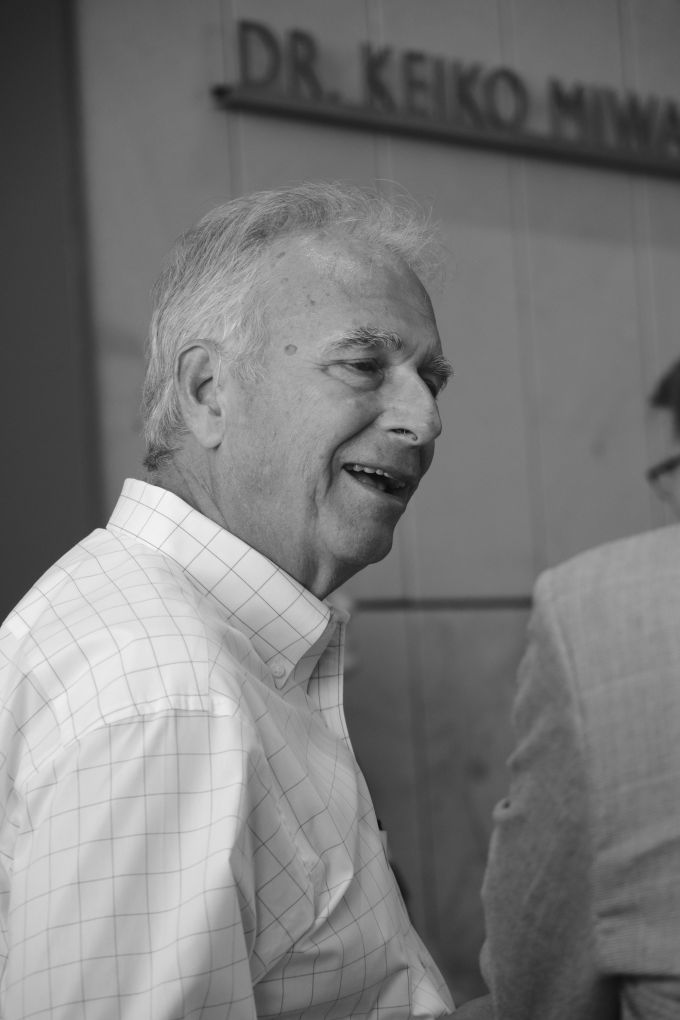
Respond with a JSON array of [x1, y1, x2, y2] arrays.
[[326, 327, 454, 389]]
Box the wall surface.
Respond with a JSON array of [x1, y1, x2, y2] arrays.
[[0, 2, 100, 618], [76, 0, 680, 1000]]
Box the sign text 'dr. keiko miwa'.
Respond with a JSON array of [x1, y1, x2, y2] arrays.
[[213, 20, 680, 180]]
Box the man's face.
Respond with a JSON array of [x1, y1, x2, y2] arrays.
[[210, 232, 450, 597]]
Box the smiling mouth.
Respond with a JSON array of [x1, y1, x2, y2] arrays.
[[343, 463, 413, 500]]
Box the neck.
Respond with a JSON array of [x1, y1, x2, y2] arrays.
[[147, 448, 227, 530]]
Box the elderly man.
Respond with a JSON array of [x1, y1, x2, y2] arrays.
[[0, 183, 454, 1018]]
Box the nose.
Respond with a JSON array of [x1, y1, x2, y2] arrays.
[[380, 371, 442, 447]]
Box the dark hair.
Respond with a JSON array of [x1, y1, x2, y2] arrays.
[[649, 357, 680, 439]]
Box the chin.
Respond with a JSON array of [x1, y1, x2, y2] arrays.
[[342, 529, 395, 571], [320, 534, 395, 597]]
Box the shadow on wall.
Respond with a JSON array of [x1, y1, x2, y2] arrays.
[[1, 2, 102, 618], [98, 326, 148, 510]]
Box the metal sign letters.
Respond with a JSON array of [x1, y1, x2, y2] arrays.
[[213, 20, 680, 180]]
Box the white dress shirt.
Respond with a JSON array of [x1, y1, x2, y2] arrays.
[[0, 479, 452, 1019]]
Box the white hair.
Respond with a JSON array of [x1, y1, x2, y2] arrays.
[[142, 181, 443, 469]]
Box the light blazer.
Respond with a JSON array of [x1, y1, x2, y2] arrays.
[[479, 525, 680, 1019]]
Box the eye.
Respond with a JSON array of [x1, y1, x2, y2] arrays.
[[332, 359, 384, 388], [421, 375, 443, 399], [346, 359, 381, 374]]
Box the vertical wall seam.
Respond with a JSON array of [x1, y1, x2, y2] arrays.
[[365, 0, 438, 945], [367, 0, 410, 602], [370, 1, 398, 215], [223, 0, 244, 195], [618, 0, 662, 527], [499, 0, 549, 575], [403, 609, 441, 947], [365, 0, 385, 185]]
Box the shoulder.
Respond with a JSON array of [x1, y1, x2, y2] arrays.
[[529, 525, 680, 809], [534, 539, 680, 977], [525, 525, 680, 787], [535, 524, 680, 624], [3, 526, 211, 671], [0, 527, 257, 764]]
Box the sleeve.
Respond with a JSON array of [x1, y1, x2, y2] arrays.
[[4, 708, 298, 1019], [479, 572, 618, 1020]]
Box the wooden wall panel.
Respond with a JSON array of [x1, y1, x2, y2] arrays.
[[344, 606, 527, 1002], [624, 0, 680, 92], [420, 608, 527, 1000], [637, 182, 680, 501], [370, 0, 537, 599], [342, 610, 428, 933], [370, 0, 536, 598], [505, 0, 654, 565], [514, 164, 653, 564], [77, 0, 231, 507], [636, 187, 680, 380], [623, 0, 680, 528], [504, 0, 622, 82], [375, 0, 503, 58], [382, 144, 538, 596]]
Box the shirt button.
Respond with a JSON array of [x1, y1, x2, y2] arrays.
[[271, 660, 286, 679]]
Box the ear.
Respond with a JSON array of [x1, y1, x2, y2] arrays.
[[174, 342, 225, 449]]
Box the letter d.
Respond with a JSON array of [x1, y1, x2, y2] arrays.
[[238, 20, 281, 89]]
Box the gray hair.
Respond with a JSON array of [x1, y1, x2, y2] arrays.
[[142, 181, 443, 469]]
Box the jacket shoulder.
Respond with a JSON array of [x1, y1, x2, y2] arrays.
[[532, 538, 680, 977], [536, 524, 680, 611]]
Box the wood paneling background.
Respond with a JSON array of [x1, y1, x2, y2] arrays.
[[75, 0, 680, 1001]]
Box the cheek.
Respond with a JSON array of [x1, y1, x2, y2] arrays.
[[310, 389, 380, 442], [244, 386, 380, 489], [224, 418, 282, 494]]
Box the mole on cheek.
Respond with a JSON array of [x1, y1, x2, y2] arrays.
[[284, 344, 298, 355]]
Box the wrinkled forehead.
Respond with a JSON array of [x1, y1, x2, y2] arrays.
[[260, 230, 436, 323]]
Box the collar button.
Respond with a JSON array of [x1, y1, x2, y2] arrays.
[[271, 659, 286, 680]]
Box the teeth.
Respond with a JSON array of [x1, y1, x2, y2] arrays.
[[349, 465, 406, 489], [351, 464, 391, 477]]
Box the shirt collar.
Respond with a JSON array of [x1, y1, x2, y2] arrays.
[[108, 479, 343, 685]]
